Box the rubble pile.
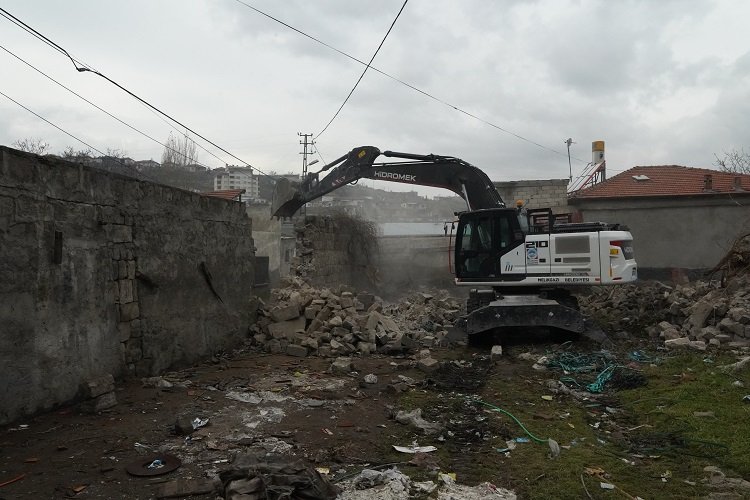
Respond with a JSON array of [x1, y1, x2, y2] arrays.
[[581, 273, 750, 351], [249, 277, 462, 358]]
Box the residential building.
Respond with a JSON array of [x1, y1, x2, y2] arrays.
[[214, 165, 259, 200], [568, 165, 750, 274]]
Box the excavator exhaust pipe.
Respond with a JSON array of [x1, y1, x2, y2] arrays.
[[272, 177, 305, 217]]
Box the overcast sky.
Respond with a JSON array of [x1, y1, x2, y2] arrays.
[[1, 0, 748, 196]]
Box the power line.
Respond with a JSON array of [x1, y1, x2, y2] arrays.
[[315, 0, 408, 140], [0, 44, 220, 171], [0, 87, 162, 183], [233, 0, 587, 163], [0, 6, 275, 179]]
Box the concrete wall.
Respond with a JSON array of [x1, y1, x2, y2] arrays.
[[0, 147, 255, 424], [569, 195, 750, 271], [493, 179, 570, 213]]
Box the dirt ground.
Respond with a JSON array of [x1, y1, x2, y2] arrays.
[[1, 336, 749, 499]]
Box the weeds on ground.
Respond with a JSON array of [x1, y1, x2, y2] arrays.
[[388, 350, 749, 499]]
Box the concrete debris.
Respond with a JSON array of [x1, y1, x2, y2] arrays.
[[252, 277, 462, 358], [338, 468, 516, 500], [394, 408, 443, 434], [580, 273, 750, 350], [79, 374, 118, 413], [220, 453, 339, 500]]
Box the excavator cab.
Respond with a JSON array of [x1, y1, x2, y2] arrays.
[[454, 209, 525, 280]]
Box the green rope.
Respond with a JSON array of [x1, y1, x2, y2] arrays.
[[475, 399, 548, 444]]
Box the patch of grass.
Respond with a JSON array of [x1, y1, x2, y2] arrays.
[[385, 349, 750, 499]]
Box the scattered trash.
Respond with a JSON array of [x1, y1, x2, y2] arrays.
[[126, 453, 181, 476], [600, 482, 615, 490], [541, 395, 553, 401], [393, 445, 437, 453], [0, 473, 26, 488], [743, 395, 750, 403], [515, 437, 531, 443], [692, 411, 715, 418], [322, 428, 334, 435], [192, 417, 209, 430], [394, 408, 443, 434], [548, 438, 561, 459], [316, 467, 330, 475]]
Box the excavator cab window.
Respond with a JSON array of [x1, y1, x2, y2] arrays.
[[455, 209, 523, 279]]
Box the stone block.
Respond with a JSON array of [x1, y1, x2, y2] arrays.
[[267, 317, 306, 339], [300, 337, 319, 350], [81, 392, 118, 413], [665, 337, 691, 349], [340, 297, 354, 309], [118, 322, 131, 342], [127, 260, 136, 279], [719, 317, 744, 336], [125, 338, 143, 363], [330, 357, 353, 374], [118, 260, 128, 279], [286, 344, 308, 357], [491, 345, 503, 360], [82, 374, 115, 398], [379, 315, 401, 334], [267, 339, 283, 353], [304, 306, 321, 320], [119, 279, 134, 303], [306, 318, 324, 335], [315, 307, 332, 322], [120, 302, 140, 322], [366, 312, 381, 333], [270, 304, 299, 322], [106, 224, 133, 243], [417, 357, 439, 372]]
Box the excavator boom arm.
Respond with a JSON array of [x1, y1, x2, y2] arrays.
[[272, 146, 505, 217]]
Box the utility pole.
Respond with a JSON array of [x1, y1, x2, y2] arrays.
[[299, 133, 314, 179], [298, 133, 314, 218], [565, 138, 575, 182]]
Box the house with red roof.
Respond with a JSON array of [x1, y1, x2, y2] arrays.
[[568, 166, 750, 275]]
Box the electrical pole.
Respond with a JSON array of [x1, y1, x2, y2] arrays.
[[565, 138, 575, 182], [299, 133, 314, 179], [298, 133, 313, 218]]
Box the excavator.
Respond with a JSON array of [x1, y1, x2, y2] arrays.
[[272, 146, 637, 337]]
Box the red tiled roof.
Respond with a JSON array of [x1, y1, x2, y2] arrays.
[[201, 189, 245, 201], [570, 165, 750, 199]]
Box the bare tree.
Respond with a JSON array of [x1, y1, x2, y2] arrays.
[[105, 148, 127, 159], [61, 146, 94, 161], [12, 138, 50, 155], [713, 148, 750, 174], [161, 131, 198, 168]]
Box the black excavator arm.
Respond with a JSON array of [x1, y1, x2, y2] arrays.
[[272, 146, 505, 217]]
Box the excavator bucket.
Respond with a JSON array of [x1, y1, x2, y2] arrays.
[[272, 178, 305, 217]]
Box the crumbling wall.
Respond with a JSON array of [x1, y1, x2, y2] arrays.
[[293, 214, 379, 291], [0, 147, 255, 424], [291, 215, 455, 298], [377, 235, 455, 293]]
